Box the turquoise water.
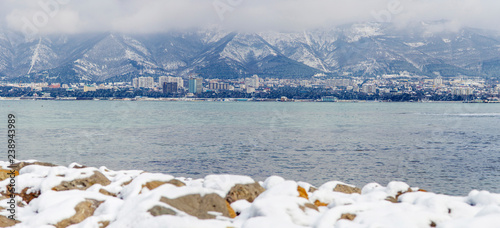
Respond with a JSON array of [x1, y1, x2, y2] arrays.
[[1, 100, 499, 195]]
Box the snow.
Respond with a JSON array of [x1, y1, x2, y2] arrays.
[[346, 23, 383, 43], [1, 160, 499, 227], [405, 42, 426, 48], [203, 174, 255, 196], [27, 38, 42, 75]]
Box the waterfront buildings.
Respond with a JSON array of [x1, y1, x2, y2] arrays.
[[163, 82, 178, 94], [189, 78, 203, 94]]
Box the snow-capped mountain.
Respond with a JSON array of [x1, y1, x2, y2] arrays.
[[1, 22, 500, 83]]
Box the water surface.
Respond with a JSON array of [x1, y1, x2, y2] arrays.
[[1, 101, 499, 195]]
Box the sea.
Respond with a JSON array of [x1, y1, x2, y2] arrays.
[[1, 100, 499, 196]]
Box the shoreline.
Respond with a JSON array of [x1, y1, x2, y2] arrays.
[[0, 97, 492, 103], [1, 160, 499, 227]]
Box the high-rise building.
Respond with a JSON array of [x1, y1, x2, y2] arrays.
[[138, 77, 154, 88], [159, 76, 169, 88], [160, 76, 184, 89], [132, 78, 139, 88], [163, 82, 178, 94], [189, 78, 203, 94]]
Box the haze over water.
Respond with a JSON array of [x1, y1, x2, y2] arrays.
[[2, 101, 499, 195]]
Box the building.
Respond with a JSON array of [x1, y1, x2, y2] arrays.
[[136, 77, 154, 88], [245, 75, 260, 89], [159, 76, 184, 89], [84, 85, 97, 92], [188, 78, 203, 94], [362, 84, 377, 93], [159, 76, 169, 88], [434, 77, 443, 86], [163, 82, 178, 94], [208, 81, 229, 90], [132, 78, 139, 88], [169, 77, 184, 89]]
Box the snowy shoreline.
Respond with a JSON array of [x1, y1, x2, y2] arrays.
[[1, 160, 499, 228]]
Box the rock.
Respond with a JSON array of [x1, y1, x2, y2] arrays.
[[0, 215, 19, 227], [99, 189, 117, 197], [52, 171, 111, 191], [225, 182, 265, 204], [148, 205, 177, 217], [340, 213, 357, 221], [297, 186, 309, 199], [385, 196, 398, 203], [334, 184, 361, 194], [0, 169, 18, 181], [314, 200, 328, 207], [299, 203, 319, 212], [143, 179, 186, 191], [226, 201, 236, 218], [9, 162, 57, 172], [98, 221, 110, 228], [309, 186, 318, 193], [160, 193, 231, 219], [385, 188, 413, 203], [55, 199, 103, 228], [166, 179, 187, 187], [18, 187, 40, 204], [70, 164, 87, 169], [121, 179, 133, 187]]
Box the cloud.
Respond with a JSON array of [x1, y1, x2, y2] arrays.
[[1, 0, 500, 35]]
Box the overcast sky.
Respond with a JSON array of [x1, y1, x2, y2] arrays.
[[1, 0, 499, 34]]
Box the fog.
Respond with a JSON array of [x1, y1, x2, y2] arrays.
[[1, 0, 500, 34]]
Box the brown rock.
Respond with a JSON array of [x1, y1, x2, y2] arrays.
[[17, 201, 26, 208], [144, 181, 164, 191], [309, 186, 318, 193], [314, 200, 328, 207], [333, 184, 361, 194], [18, 187, 40, 204], [9, 162, 57, 172], [225, 182, 265, 204], [52, 171, 111, 191], [99, 189, 117, 197], [386, 188, 414, 203], [226, 201, 237, 218], [385, 196, 398, 203], [148, 205, 177, 217], [297, 186, 309, 200], [340, 213, 357, 221], [430, 221, 437, 227], [299, 203, 319, 212], [55, 199, 103, 228], [143, 179, 186, 191], [397, 188, 413, 197], [98, 221, 110, 228], [160, 193, 231, 219], [0, 215, 19, 227], [0, 170, 18, 181], [166, 179, 186, 187], [121, 179, 133, 187], [71, 164, 87, 169]]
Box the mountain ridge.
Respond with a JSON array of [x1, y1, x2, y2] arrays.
[[1, 22, 500, 83]]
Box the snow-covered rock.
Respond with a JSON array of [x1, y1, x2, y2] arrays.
[[0, 160, 499, 227]]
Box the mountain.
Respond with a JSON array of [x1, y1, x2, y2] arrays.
[[1, 22, 500, 83]]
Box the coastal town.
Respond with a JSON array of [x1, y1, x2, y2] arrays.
[[1, 73, 500, 102]]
